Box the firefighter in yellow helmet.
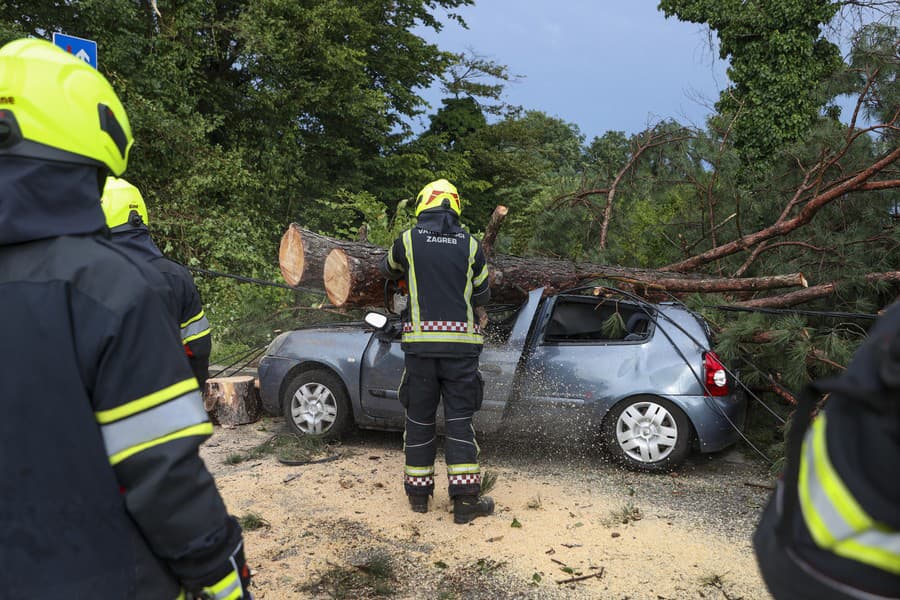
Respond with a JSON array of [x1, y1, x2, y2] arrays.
[[0, 39, 250, 599], [102, 177, 213, 388], [753, 300, 900, 599], [380, 178, 494, 523]]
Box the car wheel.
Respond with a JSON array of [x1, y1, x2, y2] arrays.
[[602, 396, 691, 472], [282, 369, 350, 440]]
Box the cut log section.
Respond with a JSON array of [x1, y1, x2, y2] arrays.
[[279, 224, 359, 288], [203, 375, 260, 428], [324, 245, 389, 307]]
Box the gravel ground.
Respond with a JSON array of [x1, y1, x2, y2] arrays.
[[202, 418, 775, 599]]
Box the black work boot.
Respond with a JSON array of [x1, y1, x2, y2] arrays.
[[453, 495, 494, 524], [408, 494, 429, 513]]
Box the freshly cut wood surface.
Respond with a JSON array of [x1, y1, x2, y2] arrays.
[[324, 246, 389, 307], [203, 375, 260, 428]]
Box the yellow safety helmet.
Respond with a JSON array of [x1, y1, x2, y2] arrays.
[[101, 176, 149, 230], [0, 38, 133, 176], [414, 179, 462, 217]]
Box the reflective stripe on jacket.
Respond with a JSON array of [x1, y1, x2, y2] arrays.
[[799, 413, 900, 575], [382, 209, 489, 356]]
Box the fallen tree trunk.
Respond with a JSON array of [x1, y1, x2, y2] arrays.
[[280, 225, 813, 308], [322, 245, 810, 307]]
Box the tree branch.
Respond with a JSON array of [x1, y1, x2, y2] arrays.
[[662, 147, 900, 273], [732, 271, 900, 308]]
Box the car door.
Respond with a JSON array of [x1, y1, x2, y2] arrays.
[[358, 323, 405, 424], [357, 288, 544, 432], [505, 295, 657, 438], [472, 288, 543, 432]]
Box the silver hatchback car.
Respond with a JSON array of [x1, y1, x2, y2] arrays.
[[258, 288, 746, 472]]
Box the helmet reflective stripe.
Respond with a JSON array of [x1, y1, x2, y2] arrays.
[[0, 38, 133, 175], [798, 414, 900, 574], [415, 178, 461, 216], [102, 176, 149, 230]]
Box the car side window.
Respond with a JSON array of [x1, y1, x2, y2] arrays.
[[543, 297, 653, 343], [482, 303, 522, 345]]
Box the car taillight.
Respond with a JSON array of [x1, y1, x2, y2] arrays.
[[704, 351, 729, 396]]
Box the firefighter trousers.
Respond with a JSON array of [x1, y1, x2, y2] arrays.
[[399, 354, 484, 498]]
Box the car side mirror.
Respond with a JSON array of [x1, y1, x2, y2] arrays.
[[365, 312, 389, 330]]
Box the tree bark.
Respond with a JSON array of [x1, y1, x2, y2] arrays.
[[203, 375, 260, 428]]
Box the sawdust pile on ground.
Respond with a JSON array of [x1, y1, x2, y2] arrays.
[[201, 419, 773, 599]]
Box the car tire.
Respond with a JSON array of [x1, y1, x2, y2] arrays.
[[282, 369, 350, 440], [602, 396, 691, 472]]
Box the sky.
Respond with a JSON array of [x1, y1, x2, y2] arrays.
[[414, 1, 731, 141]]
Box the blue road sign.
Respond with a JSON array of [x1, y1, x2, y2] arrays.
[[52, 32, 98, 69]]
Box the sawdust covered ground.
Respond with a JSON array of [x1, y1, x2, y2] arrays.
[[201, 418, 774, 599]]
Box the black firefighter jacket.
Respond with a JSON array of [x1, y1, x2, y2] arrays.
[[0, 158, 240, 599], [381, 208, 490, 357], [111, 229, 212, 388]]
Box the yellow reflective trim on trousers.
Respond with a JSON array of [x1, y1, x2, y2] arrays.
[[109, 422, 213, 466], [447, 463, 480, 475], [183, 328, 212, 344], [405, 465, 435, 476], [799, 414, 900, 575], [180, 309, 206, 329], [402, 332, 484, 344], [465, 237, 476, 332], [95, 378, 198, 424], [473, 264, 489, 287], [175, 591, 186, 600], [403, 230, 421, 332]]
